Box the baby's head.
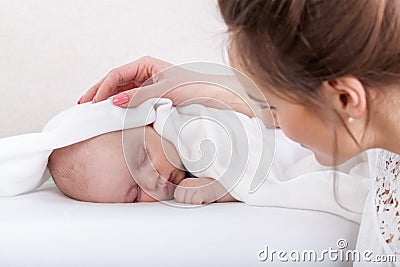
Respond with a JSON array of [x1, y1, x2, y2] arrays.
[[48, 126, 185, 203]]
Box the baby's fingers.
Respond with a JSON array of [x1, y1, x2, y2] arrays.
[[173, 186, 187, 204], [192, 192, 206, 205], [174, 186, 203, 205], [184, 188, 198, 204]]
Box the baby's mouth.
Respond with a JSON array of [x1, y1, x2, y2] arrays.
[[160, 171, 178, 197], [168, 172, 175, 184], [167, 170, 177, 184]]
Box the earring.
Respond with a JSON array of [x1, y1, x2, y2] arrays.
[[348, 117, 355, 123]]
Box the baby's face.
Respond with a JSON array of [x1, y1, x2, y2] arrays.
[[76, 126, 185, 203]]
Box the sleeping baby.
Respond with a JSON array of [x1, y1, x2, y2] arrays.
[[0, 95, 368, 222], [48, 125, 236, 204]]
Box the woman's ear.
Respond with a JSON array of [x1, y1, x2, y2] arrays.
[[321, 76, 367, 120]]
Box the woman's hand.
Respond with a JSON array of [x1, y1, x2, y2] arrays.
[[174, 177, 237, 204], [78, 56, 173, 105], [78, 56, 254, 117]]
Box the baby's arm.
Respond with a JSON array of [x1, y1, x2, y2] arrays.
[[174, 177, 238, 204]]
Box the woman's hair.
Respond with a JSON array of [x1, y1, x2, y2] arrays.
[[217, 0, 400, 213], [218, 0, 400, 107]]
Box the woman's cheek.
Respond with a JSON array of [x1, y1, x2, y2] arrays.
[[274, 115, 299, 142], [261, 109, 277, 128]]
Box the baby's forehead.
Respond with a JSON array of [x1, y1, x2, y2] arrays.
[[86, 131, 125, 148], [54, 131, 123, 165], [71, 127, 151, 165], [121, 127, 153, 146]]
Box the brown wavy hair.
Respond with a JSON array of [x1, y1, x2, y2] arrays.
[[218, 0, 400, 212], [218, 0, 400, 107]]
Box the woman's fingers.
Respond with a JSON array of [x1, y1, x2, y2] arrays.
[[78, 76, 106, 103], [79, 56, 172, 104], [92, 65, 141, 103], [111, 81, 172, 108]]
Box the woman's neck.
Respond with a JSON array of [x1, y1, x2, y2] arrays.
[[368, 85, 400, 154]]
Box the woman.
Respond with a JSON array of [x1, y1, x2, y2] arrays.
[[80, 0, 400, 264]]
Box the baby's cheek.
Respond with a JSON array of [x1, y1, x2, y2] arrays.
[[152, 154, 176, 177], [139, 190, 158, 202], [149, 157, 166, 178]]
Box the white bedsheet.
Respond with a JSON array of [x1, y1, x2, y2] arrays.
[[0, 181, 358, 267]]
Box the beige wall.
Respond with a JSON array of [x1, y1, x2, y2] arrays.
[[0, 0, 226, 137]]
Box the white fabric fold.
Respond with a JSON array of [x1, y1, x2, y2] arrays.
[[0, 99, 159, 196], [0, 98, 369, 222]]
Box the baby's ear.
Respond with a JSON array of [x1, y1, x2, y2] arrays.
[[321, 76, 367, 120]]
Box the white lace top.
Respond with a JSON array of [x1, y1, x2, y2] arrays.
[[355, 149, 400, 266], [375, 150, 400, 253]]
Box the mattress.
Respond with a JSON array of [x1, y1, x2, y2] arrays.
[[0, 181, 359, 267]]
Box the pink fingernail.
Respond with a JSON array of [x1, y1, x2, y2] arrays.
[[77, 96, 82, 104], [112, 93, 129, 105]]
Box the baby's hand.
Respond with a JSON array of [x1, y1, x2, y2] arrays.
[[174, 178, 218, 204], [174, 177, 236, 204]]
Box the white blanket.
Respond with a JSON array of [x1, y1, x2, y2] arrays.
[[0, 98, 369, 222]]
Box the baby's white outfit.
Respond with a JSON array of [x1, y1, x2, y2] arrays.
[[0, 98, 369, 223]]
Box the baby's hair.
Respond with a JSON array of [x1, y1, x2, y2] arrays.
[[48, 141, 90, 201]]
